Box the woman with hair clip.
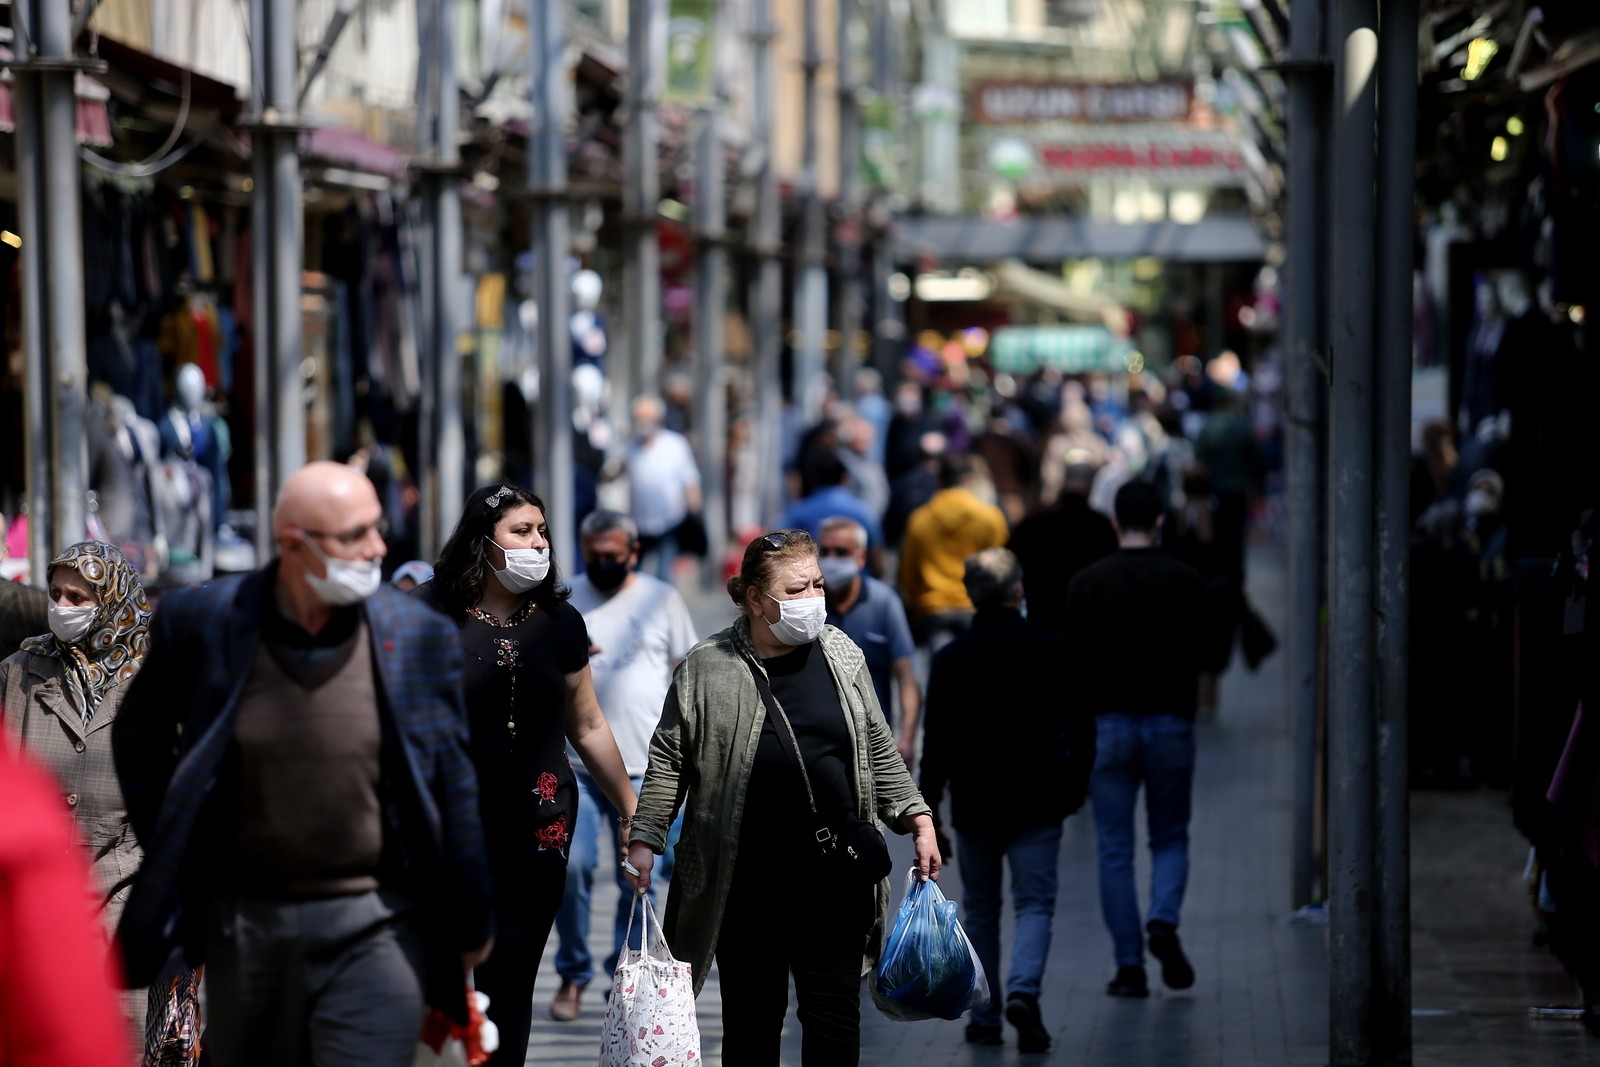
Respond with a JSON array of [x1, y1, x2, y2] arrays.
[[626, 528, 940, 1066], [417, 484, 638, 1066]]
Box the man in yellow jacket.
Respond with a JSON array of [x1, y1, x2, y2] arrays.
[[898, 453, 1009, 656]]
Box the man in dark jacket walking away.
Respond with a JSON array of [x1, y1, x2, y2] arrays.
[[1007, 461, 1119, 634], [920, 548, 1096, 1052], [1065, 479, 1212, 998]]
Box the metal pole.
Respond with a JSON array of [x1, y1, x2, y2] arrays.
[[1327, 0, 1379, 1062], [834, 0, 862, 397], [868, 0, 902, 380], [14, 6, 51, 579], [531, 0, 575, 563], [431, 0, 466, 549], [749, 0, 784, 527], [1284, 0, 1328, 913], [692, 10, 727, 582], [624, 0, 665, 410], [794, 0, 828, 423], [250, 0, 305, 558], [37, 0, 88, 552], [1375, 0, 1417, 1061]]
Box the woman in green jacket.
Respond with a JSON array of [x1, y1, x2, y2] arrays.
[[627, 528, 939, 1066]]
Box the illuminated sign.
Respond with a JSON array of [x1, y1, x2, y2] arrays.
[[971, 80, 1193, 125]]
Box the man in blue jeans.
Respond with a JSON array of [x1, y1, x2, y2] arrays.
[[1065, 480, 1213, 998], [921, 548, 1096, 1052], [551, 510, 696, 1021]]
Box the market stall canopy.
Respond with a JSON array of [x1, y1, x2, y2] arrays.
[[989, 324, 1134, 375], [990, 259, 1127, 329], [896, 214, 1267, 266]]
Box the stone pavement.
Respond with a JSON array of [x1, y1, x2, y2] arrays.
[[515, 544, 1600, 1065]]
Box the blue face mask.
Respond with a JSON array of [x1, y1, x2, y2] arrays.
[[819, 556, 860, 589]]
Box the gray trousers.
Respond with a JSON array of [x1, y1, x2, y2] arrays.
[[205, 890, 426, 1067]]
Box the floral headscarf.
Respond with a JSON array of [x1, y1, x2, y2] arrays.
[[20, 541, 151, 723]]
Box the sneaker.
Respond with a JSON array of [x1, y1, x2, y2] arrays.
[[1106, 965, 1150, 998], [964, 1022, 1004, 1045], [1146, 921, 1196, 990], [548, 980, 585, 1022], [1004, 993, 1052, 1054]]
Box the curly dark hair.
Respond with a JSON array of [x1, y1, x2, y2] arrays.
[[726, 528, 817, 616], [431, 484, 570, 616]]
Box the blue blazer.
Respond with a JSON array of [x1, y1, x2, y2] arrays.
[[113, 567, 493, 1022]]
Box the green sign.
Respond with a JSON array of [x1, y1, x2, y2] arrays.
[[665, 0, 713, 105], [861, 92, 899, 193]]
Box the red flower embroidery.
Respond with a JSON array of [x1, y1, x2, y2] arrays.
[[536, 772, 559, 803], [535, 814, 569, 853]]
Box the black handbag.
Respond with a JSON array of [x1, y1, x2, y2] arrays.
[[743, 656, 894, 885]]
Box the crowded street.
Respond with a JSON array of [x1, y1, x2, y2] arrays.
[[3, 3, 1600, 1067]]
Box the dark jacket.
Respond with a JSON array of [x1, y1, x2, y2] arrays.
[[0, 580, 49, 661], [1064, 547, 1212, 719], [1007, 495, 1119, 634], [919, 607, 1096, 833], [112, 569, 492, 1022]]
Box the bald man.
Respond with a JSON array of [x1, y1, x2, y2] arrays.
[[113, 461, 494, 1067]]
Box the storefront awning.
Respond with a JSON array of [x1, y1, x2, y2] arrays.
[[0, 49, 113, 147], [989, 325, 1134, 375], [896, 214, 1267, 266]]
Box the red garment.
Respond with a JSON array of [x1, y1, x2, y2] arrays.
[[0, 755, 132, 1067]]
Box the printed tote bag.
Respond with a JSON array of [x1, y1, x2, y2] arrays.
[[599, 894, 701, 1067]]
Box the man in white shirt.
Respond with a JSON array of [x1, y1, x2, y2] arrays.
[[548, 509, 698, 1022], [623, 396, 702, 579]]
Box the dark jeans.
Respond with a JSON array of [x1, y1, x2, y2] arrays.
[[205, 890, 426, 1067], [476, 849, 568, 1066], [715, 865, 874, 1066]]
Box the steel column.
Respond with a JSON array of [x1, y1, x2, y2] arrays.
[[624, 0, 665, 410], [748, 0, 784, 527], [531, 0, 575, 563], [1327, 0, 1379, 1062], [13, 11, 51, 580], [1375, 0, 1418, 1061], [794, 0, 828, 422], [1284, 0, 1328, 913], [692, 18, 727, 580], [834, 0, 862, 396]]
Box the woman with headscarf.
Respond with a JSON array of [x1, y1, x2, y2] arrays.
[[0, 541, 151, 1042]]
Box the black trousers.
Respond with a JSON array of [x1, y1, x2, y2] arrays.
[[715, 864, 875, 1067], [474, 850, 568, 1067]]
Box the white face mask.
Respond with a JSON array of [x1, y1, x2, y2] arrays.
[[487, 537, 550, 594], [819, 556, 860, 589], [48, 602, 98, 645], [1465, 489, 1499, 518], [764, 591, 827, 646], [302, 536, 382, 606]]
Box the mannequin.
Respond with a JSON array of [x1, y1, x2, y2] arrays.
[[1459, 275, 1507, 440], [159, 363, 229, 532], [569, 267, 608, 368]]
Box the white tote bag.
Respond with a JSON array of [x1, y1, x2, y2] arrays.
[[598, 894, 702, 1067]]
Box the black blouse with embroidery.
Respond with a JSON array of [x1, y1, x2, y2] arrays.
[[416, 584, 588, 866]]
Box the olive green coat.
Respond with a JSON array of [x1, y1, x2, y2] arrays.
[[631, 618, 932, 997]]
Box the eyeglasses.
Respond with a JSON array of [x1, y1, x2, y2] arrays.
[[302, 517, 391, 546], [760, 532, 793, 550], [817, 545, 857, 558]]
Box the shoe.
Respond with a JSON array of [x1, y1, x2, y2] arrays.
[[1146, 921, 1196, 990], [964, 1022, 1004, 1046], [1106, 965, 1150, 998], [1005, 993, 1052, 1054], [548, 980, 585, 1022]]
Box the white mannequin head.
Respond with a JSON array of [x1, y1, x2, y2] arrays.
[[176, 363, 206, 413], [571, 269, 603, 311]]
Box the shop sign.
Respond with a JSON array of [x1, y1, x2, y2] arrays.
[[972, 80, 1192, 125], [861, 93, 900, 192], [665, 0, 714, 105], [986, 130, 1245, 184]]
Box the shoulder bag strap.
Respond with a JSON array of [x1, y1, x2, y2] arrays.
[[740, 655, 827, 830]]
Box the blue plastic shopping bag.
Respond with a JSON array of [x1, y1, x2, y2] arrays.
[[873, 869, 990, 1021]]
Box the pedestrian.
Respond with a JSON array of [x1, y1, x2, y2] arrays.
[[0, 540, 151, 1039], [920, 548, 1096, 1052], [389, 559, 433, 591], [548, 509, 697, 1023], [0, 512, 50, 659], [0, 750, 135, 1067], [780, 448, 886, 554], [624, 395, 703, 580], [818, 515, 921, 766], [1006, 461, 1119, 634], [112, 461, 495, 1067], [898, 452, 1010, 656], [626, 529, 940, 1067], [1065, 480, 1212, 997], [417, 485, 640, 1065], [835, 413, 891, 522]]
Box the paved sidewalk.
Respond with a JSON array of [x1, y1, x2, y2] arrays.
[[522, 546, 1329, 1065]]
